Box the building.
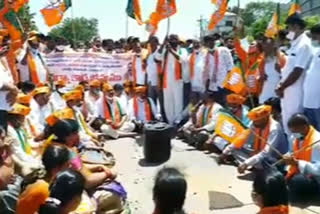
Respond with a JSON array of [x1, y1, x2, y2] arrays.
[[203, 12, 243, 36]]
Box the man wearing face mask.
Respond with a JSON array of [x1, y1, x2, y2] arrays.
[[188, 40, 206, 103], [19, 33, 49, 85], [7, 103, 42, 176], [155, 34, 188, 125], [303, 24, 320, 131], [63, 90, 99, 145], [284, 114, 320, 205], [29, 85, 55, 135], [84, 80, 102, 121], [97, 83, 135, 139], [275, 13, 313, 136], [89, 37, 103, 53], [203, 35, 234, 105], [220, 105, 288, 173], [51, 80, 67, 110], [128, 86, 159, 132]]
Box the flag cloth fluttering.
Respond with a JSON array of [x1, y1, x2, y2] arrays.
[[145, 0, 177, 35], [265, 3, 280, 38], [288, 0, 301, 16], [41, 0, 72, 27], [208, 0, 228, 31], [126, 0, 143, 25]]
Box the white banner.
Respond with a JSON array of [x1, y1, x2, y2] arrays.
[[45, 52, 133, 85]]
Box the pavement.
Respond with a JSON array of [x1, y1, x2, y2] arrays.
[[105, 137, 320, 214]]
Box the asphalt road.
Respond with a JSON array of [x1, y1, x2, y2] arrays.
[[105, 137, 320, 214]]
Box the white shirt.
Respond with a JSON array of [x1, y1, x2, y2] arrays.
[[146, 50, 159, 86], [84, 91, 102, 118], [0, 57, 14, 111], [128, 97, 158, 123], [155, 47, 188, 87], [259, 56, 281, 104], [97, 96, 125, 119], [29, 99, 55, 133], [303, 48, 320, 108], [132, 55, 146, 85], [118, 93, 130, 114], [189, 50, 206, 92], [196, 102, 223, 132], [52, 91, 66, 110], [206, 47, 234, 91], [18, 49, 48, 83], [281, 33, 313, 104]]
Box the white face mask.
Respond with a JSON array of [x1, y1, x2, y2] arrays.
[[106, 95, 113, 101], [311, 40, 320, 48], [56, 45, 65, 51], [286, 31, 295, 41]]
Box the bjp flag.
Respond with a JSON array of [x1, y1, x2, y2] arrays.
[[126, 0, 143, 25], [265, 3, 280, 38], [288, 0, 301, 16], [208, 0, 228, 31], [223, 66, 246, 95], [215, 111, 247, 143], [41, 0, 72, 27], [146, 0, 177, 34]]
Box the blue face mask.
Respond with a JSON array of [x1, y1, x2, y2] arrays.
[[292, 132, 304, 140]]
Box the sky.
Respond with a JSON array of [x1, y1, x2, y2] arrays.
[[29, 0, 290, 40]]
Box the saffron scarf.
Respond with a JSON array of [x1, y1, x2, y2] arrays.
[[205, 49, 219, 83], [286, 126, 315, 180], [259, 205, 289, 214], [197, 104, 214, 127], [253, 118, 271, 155], [162, 50, 182, 89], [133, 96, 152, 122], [103, 97, 123, 128], [132, 55, 145, 86], [189, 51, 196, 79], [27, 53, 40, 85]]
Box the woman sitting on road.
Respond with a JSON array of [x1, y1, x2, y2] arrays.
[[152, 167, 188, 214], [252, 169, 289, 214]]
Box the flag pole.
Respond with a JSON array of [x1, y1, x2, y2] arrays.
[[166, 0, 171, 36], [70, 0, 77, 48], [125, 14, 129, 39]]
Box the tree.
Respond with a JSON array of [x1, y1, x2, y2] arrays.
[[17, 5, 37, 33], [49, 17, 99, 46], [305, 15, 320, 29], [241, 2, 276, 27]]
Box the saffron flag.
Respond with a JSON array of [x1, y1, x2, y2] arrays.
[[265, 3, 280, 38], [215, 111, 247, 143], [126, 0, 143, 25], [146, 0, 177, 34], [288, 0, 301, 16], [208, 0, 228, 31], [41, 0, 72, 27], [223, 65, 246, 95]]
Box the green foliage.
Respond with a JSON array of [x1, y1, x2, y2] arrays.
[[241, 1, 276, 27], [305, 16, 320, 29], [49, 17, 99, 46], [17, 5, 38, 32]]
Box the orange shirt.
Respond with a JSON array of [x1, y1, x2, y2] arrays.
[[16, 179, 50, 214]]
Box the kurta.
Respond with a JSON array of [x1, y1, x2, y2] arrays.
[[128, 97, 158, 123]]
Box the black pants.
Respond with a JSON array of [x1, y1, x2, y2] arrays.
[[0, 110, 8, 131], [287, 174, 320, 207]]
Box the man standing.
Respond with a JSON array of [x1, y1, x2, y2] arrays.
[[303, 24, 320, 131], [0, 34, 18, 130], [19, 35, 48, 85], [156, 35, 188, 124], [189, 40, 206, 103], [131, 40, 146, 86], [204, 35, 234, 105], [146, 36, 161, 103], [276, 14, 313, 135]]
